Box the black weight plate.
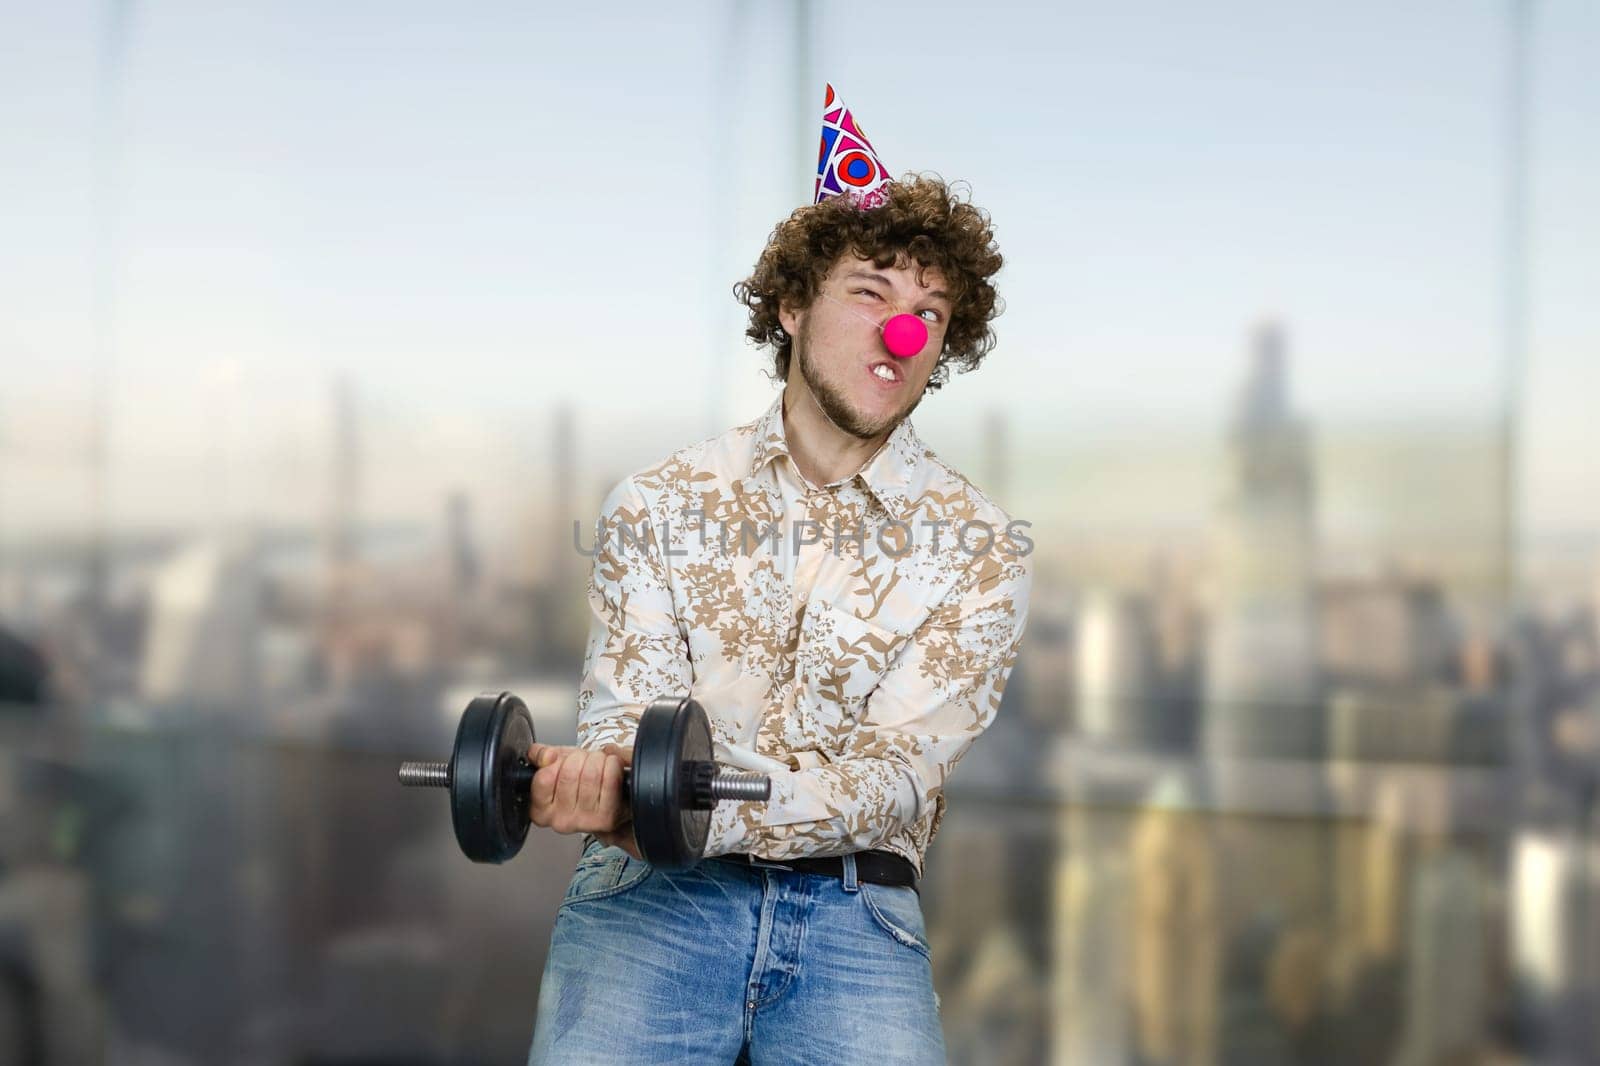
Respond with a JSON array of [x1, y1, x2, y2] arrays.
[[450, 692, 535, 864], [674, 700, 712, 858], [631, 696, 712, 869]]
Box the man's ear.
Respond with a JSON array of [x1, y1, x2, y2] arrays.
[[777, 295, 805, 340]]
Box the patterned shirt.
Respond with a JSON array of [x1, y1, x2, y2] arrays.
[[575, 391, 1033, 876]]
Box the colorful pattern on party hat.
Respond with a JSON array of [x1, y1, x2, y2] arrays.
[[815, 83, 893, 209]]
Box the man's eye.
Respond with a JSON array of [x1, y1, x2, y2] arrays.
[[919, 309, 942, 323], [853, 289, 882, 300]]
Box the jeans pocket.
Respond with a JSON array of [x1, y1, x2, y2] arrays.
[[860, 882, 932, 959], [560, 843, 653, 908]]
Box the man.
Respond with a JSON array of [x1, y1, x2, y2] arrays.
[[526, 87, 1031, 1064]]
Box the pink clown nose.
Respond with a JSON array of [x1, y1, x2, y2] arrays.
[[881, 314, 927, 358]]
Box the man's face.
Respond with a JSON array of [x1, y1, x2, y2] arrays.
[[779, 253, 953, 440]]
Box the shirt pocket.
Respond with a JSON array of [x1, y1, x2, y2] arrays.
[[795, 602, 910, 752]]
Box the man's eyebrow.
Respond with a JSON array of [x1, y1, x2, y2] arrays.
[[843, 270, 952, 305]]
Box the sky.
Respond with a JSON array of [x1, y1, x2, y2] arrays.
[[0, 1, 1594, 546]]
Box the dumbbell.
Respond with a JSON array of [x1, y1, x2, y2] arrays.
[[397, 692, 772, 869]]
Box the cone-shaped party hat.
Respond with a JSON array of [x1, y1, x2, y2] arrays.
[[814, 83, 892, 209]]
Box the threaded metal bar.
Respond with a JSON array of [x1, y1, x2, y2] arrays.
[[398, 761, 449, 788], [710, 771, 771, 802]]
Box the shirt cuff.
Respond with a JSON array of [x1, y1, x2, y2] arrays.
[[703, 794, 765, 857]]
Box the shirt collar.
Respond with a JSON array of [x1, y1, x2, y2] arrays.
[[749, 391, 921, 521]]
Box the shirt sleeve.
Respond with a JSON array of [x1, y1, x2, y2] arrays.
[[702, 540, 1033, 861], [575, 477, 694, 755]]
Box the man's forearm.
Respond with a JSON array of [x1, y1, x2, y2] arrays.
[[703, 751, 923, 858]]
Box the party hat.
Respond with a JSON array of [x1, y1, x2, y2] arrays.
[[814, 83, 893, 209]]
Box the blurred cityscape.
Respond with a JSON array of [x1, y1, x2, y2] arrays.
[[5, 2, 1599, 1062], [2, 320, 1597, 1063]]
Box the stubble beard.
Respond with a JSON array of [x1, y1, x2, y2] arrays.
[[794, 329, 923, 441]]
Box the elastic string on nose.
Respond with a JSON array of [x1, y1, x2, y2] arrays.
[[818, 292, 927, 358]]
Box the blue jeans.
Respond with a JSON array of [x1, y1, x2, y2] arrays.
[[528, 840, 946, 1064]]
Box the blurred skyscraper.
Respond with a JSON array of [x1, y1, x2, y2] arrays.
[[447, 491, 479, 599], [550, 403, 575, 582], [325, 377, 361, 575], [1075, 590, 1159, 747], [1130, 779, 1219, 1066], [1204, 322, 1320, 762], [1052, 805, 1135, 1066], [140, 536, 262, 711]]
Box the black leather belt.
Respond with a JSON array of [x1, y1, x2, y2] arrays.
[[715, 850, 919, 893]]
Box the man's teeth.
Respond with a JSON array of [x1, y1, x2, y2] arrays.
[[872, 365, 896, 382]]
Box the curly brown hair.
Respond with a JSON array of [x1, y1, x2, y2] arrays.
[[733, 174, 1003, 392]]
